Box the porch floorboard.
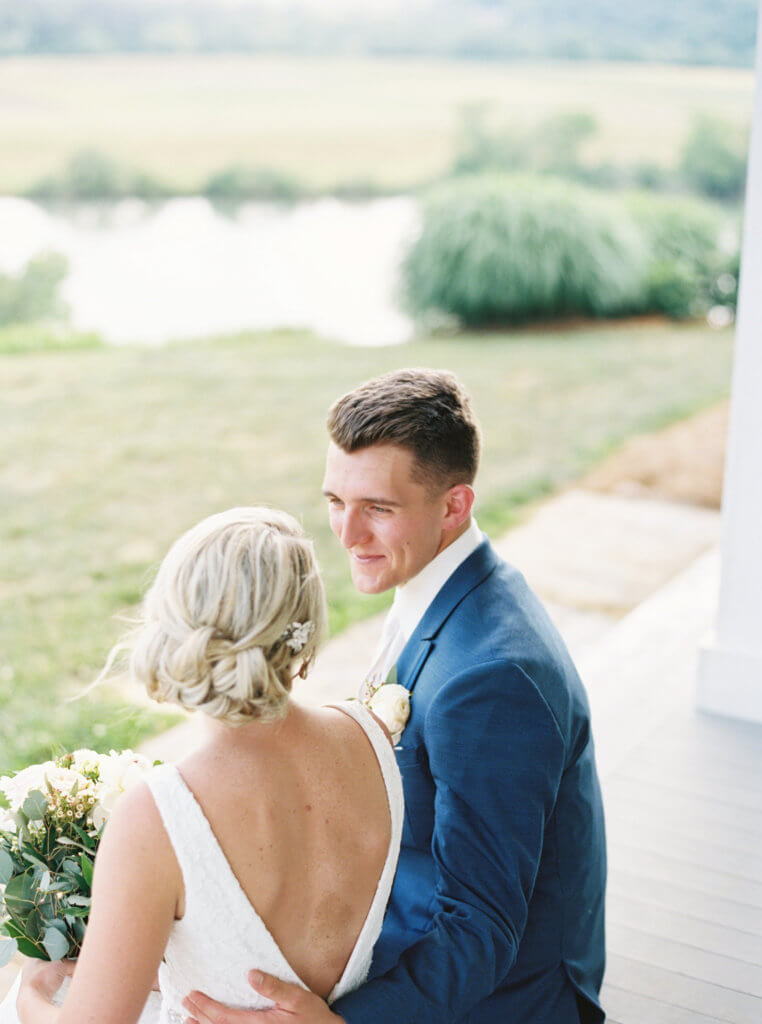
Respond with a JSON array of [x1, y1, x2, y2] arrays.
[[599, 709, 762, 1023]]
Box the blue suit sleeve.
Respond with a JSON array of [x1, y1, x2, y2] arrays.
[[333, 661, 566, 1024]]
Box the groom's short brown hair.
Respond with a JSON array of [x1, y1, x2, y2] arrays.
[[327, 369, 481, 490]]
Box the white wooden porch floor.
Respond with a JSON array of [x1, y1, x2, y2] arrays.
[[577, 547, 762, 1024], [600, 709, 762, 1024]]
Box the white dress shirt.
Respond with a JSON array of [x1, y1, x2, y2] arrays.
[[366, 518, 483, 686]]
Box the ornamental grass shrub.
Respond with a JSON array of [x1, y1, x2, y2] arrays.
[[402, 176, 649, 325], [402, 175, 733, 326], [0, 253, 69, 327], [679, 115, 748, 202], [626, 191, 729, 318]]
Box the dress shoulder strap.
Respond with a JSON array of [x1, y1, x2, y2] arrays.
[[144, 762, 233, 916], [336, 698, 398, 772], [330, 700, 404, 858], [323, 699, 405, 1003]]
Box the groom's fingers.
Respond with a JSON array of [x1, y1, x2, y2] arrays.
[[182, 990, 264, 1024], [247, 971, 308, 1011], [182, 974, 326, 1024]]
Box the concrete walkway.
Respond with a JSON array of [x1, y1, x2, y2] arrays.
[[0, 486, 727, 1002]]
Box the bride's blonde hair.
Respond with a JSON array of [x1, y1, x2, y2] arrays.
[[126, 507, 326, 724]]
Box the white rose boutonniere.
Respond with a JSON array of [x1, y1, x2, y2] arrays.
[[365, 682, 411, 745]]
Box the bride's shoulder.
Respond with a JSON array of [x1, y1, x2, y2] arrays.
[[101, 774, 172, 858], [94, 776, 182, 905], [320, 702, 395, 758]]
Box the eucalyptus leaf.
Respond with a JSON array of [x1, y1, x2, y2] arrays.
[[0, 848, 14, 885], [23, 907, 44, 944], [20, 848, 49, 872], [39, 870, 52, 891], [42, 917, 68, 937], [62, 868, 85, 887], [66, 895, 91, 908], [56, 836, 89, 853], [15, 935, 47, 959], [4, 870, 38, 919], [80, 853, 93, 889], [1, 919, 24, 941], [43, 926, 71, 961], [0, 937, 18, 968], [45, 879, 74, 894], [72, 824, 96, 849], [63, 906, 90, 919], [12, 809, 29, 842], [22, 791, 48, 822]]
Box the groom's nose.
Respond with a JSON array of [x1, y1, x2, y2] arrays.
[[340, 507, 371, 549]]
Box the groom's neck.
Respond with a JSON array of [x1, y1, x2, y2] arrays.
[[432, 517, 472, 560]]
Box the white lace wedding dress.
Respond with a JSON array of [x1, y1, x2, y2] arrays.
[[0, 701, 403, 1024]]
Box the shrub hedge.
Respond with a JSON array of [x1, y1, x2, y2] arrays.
[[402, 175, 735, 326], [0, 252, 69, 327]]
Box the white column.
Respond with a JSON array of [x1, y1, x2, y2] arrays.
[[697, 0, 762, 724]]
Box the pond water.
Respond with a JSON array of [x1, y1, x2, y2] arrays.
[[0, 195, 420, 346]]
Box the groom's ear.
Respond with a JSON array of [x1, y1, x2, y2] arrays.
[[442, 484, 475, 532]]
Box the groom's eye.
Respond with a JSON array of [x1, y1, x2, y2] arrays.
[[371, 505, 391, 514]]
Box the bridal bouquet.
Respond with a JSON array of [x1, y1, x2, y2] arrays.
[[0, 749, 156, 965]]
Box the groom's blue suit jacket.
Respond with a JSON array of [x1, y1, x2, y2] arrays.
[[334, 538, 606, 1024]]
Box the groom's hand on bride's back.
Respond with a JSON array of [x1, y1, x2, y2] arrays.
[[182, 971, 346, 1024]]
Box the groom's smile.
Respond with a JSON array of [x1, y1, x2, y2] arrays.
[[322, 442, 454, 594]]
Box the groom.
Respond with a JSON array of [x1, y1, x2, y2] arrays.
[[186, 369, 607, 1023]]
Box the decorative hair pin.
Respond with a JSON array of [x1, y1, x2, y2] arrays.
[[279, 620, 314, 654]]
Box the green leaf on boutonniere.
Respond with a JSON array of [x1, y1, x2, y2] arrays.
[[385, 665, 398, 686]]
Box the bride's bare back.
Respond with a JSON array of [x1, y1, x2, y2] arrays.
[[176, 703, 392, 999]]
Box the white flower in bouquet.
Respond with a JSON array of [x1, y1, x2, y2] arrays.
[[0, 761, 52, 814], [90, 751, 153, 830], [366, 683, 411, 745]]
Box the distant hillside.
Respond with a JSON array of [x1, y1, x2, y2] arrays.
[[0, 0, 757, 67]]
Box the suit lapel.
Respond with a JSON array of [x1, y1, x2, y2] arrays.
[[396, 538, 500, 694]]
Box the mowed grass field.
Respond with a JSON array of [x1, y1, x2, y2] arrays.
[[0, 321, 733, 771], [0, 55, 754, 193]]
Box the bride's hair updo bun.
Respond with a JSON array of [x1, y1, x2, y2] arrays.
[[128, 507, 327, 724]]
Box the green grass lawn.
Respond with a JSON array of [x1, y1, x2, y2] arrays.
[[0, 321, 734, 771], [0, 55, 753, 194]]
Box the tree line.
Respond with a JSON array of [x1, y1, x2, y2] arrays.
[[0, 0, 757, 67]]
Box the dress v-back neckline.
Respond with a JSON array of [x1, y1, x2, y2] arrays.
[[167, 700, 401, 1003]]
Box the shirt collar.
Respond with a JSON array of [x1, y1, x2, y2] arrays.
[[392, 518, 483, 644]]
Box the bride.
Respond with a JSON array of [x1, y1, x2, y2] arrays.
[[3, 507, 403, 1024]]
